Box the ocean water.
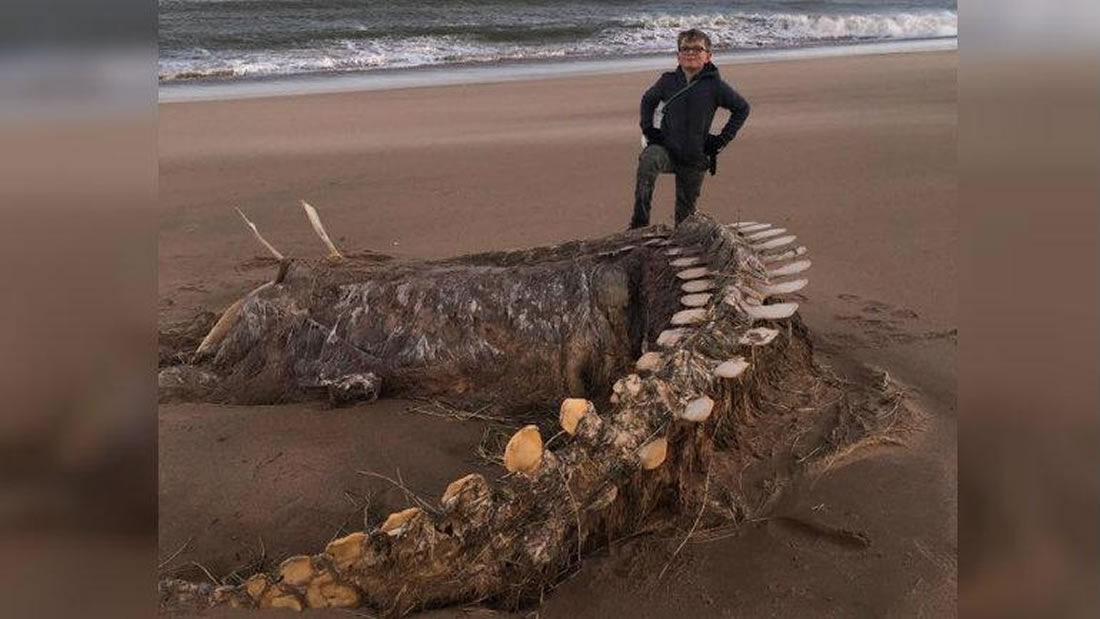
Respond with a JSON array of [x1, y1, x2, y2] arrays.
[[159, 0, 957, 82]]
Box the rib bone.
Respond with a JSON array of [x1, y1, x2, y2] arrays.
[[680, 293, 712, 307], [758, 278, 809, 296], [767, 259, 812, 278], [745, 227, 787, 241], [743, 302, 799, 321], [762, 245, 808, 263], [681, 279, 716, 293], [670, 256, 701, 267], [676, 267, 711, 280], [754, 235, 796, 251], [671, 309, 708, 326]]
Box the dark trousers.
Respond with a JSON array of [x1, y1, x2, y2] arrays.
[[630, 144, 706, 228]]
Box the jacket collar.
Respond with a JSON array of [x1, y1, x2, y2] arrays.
[[676, 62, 720, 83]]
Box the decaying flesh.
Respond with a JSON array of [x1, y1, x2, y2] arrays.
[[157, 207, 881, 616]]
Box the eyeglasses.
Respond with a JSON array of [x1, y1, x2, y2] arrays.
[[678, 46, 709, 55]]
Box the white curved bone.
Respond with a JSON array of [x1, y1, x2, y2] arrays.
[[753, 235, 797, 251], [676, 267, 711, 280], [746, 228, 788, 241], [657, 328, 689, 347], [680, 293, 712, 307], [682, 279, 716, 293], [671, 309, 708, 326], [758, 278, 808, 296], [670, 256, 701, 267], [743, 302, 799, 321], [738, 223, 772, 233], [762, 246, 808, 263], [767, 259, 812, 278]]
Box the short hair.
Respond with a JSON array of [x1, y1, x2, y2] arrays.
[[677, 29, 712, 51]]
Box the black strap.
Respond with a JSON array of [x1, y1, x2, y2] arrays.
[[664, 78, 699, 108]]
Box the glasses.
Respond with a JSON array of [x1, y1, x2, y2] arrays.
[[678, 45, 709, 55]]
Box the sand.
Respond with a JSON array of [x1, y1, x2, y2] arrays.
[[159, 50, 957, 616]]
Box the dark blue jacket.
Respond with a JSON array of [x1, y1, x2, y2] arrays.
[[640, 62, 750, 168]]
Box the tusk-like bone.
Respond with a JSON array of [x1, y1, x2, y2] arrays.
[[635, 352, 662, 373], [743, 302, 799, 321], [299, 200, 344, 260], [559, 398, 595, 435], [195, 281, 275, 357], [762, 245, 808, 263], [504, 425, 543, 475], [729, 221, 759, 229], [676, 267, 711, 280], [669, 256, 701, 267], [680, 293, 712, 307], [381, 507, 422, 537], [657, 328, 689, 347], [715, 357, 750, 378], [642, 238, 665, 246], [638, 437, 668, 470], [758, 278, 808, 296], [682, 279, 716, 293], [681, 396, 714, 422], [235, 207, 285, 261], [753, 235, 797, 251], [745, 227, 788, 241], [767, 259, 812, 278], [739, 327, 780, 346], [671, 308, 708, 325], [664, 247, 690, 256]]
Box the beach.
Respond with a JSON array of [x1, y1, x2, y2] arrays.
[[159, 48, 957, 616]]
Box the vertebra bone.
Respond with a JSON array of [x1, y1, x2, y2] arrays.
[[504, 425, 543, 475], [739, 327, 780, 346]]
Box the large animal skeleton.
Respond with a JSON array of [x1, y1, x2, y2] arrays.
[[158, 204, 857, 615]]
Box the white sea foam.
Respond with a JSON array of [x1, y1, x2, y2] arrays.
[[159, 10, 957, 82]]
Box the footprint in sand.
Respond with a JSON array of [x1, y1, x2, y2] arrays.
[[831, 294, 950, 348]]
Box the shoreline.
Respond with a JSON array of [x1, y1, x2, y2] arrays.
[[159, 37, 956, 104]]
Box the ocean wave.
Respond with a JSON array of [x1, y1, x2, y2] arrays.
[[159, 9, 957, 82], [607, 11, 958, 50]]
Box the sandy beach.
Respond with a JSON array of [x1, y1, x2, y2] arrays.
[[159, 49, 957, 616]]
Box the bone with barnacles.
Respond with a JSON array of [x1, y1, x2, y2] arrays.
[[159, 211, 835, 615]]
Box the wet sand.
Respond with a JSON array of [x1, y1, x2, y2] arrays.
[[159, 50, 957, 616]]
